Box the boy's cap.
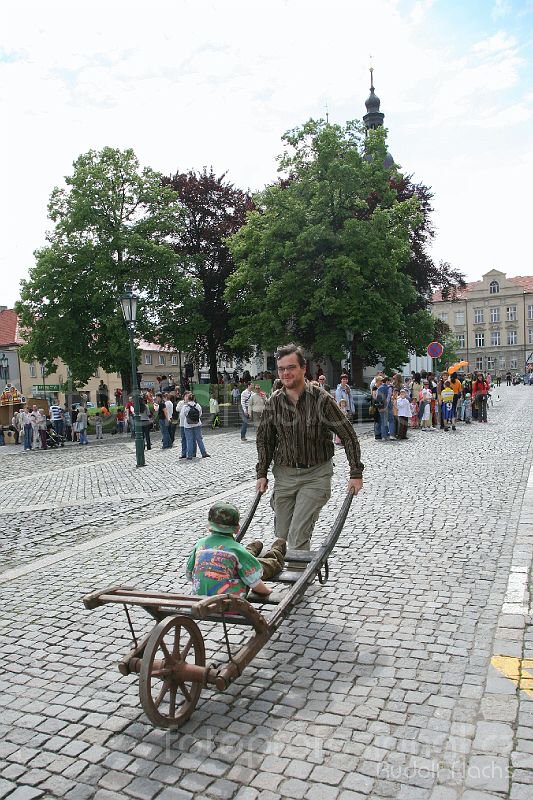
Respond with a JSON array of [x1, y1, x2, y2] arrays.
[[208, 501, 240, 533]]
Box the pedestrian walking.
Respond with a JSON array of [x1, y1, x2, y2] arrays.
[[156, 393, 171, 449], [139, 397, 151, 450], [22, 406, 33, 450], [256, 343, 363, 551], [76, 408, 88, 444], [180, 394, 210, 459], [472, 372, 489, 423], [240, 382, 253, 442], [334, 373, 355, 422], [49, 402, 65, 443], [36, 408, 48, 449]]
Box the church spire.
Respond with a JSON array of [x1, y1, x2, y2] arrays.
[[363, 65, 385, 131]]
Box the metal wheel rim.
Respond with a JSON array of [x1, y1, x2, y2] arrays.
[[139, 614, 205, 729]]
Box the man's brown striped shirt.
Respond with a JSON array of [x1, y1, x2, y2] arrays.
[[256, 384, 364, 479]]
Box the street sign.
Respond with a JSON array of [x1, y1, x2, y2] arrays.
[[33, 384, 62, 392], [427, 341, 443, 359]]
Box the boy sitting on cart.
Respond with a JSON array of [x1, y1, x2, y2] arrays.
[[186, 501, 286, 598]]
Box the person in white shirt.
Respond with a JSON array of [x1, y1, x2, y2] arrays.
[[177, 391, 194, 458], [395, 389, 411, 440], [22, 407, 34, 450], [179, 393, 210, 460], [240, 383, 253, 442]]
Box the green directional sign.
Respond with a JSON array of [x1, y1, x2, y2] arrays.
[[34, 384, 62, 391]]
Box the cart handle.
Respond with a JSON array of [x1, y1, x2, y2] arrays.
[[236, 492, 262, 543]]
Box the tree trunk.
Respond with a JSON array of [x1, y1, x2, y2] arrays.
[[350, 345, 365, 388], [121, 369, 131, 396]]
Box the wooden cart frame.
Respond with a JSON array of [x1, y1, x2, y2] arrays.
[[82, 491, 354, 729]]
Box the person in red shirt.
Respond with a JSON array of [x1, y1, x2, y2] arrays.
[[472, 372, 489, 423]]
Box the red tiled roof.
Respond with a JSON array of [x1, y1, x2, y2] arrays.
[[432, 281, 481, 303], [0, 309, 24, 347], [511, 276, 533, 293], [432, 275, 533, 303]]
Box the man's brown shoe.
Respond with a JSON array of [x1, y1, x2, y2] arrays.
[[248, 540, 263, 557], [271, 538, 287, 556]]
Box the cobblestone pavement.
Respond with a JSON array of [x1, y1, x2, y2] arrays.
[[0, 387, 532, 800]]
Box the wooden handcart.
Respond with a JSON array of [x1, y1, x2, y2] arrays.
[[82, 491, 354, 729]]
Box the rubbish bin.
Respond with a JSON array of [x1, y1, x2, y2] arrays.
[[4, 430, 16, 445]]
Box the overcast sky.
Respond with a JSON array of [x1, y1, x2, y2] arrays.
[[2, 0, 532, 308]]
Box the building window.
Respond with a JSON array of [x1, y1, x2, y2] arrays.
[[528, 329, 533, 345], [29, 363, 36, 378], [171, 355, 178, 366], [528, 305, 533, 320], [475, 333, 484, 347], [490, 307, 500, 323], [454, 311, 465, 326], [158, 355, 166, 366], [506, 305, 517, 321], [474, 309, 484, 324], [437, 312, 448, 323], [456, 333, 465, 348], [489, 281, 500, 294], [475, 357, 483, 370], [507, 330, 517, 346], [144, 354, 152, 365], [510, 357, 518, 369], [487, 357, 495, 371], [499, 356, 506, 369], [491, 331, 500, 346]]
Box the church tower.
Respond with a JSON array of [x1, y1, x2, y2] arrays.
[[363, 67, 385, 131]]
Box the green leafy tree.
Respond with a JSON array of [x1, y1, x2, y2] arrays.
[[226, 120, 439, 384], [16, 147, 194, 390]]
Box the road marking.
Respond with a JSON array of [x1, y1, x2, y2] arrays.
[[0, 479, 257, 586], [491, 656, 533, 698]]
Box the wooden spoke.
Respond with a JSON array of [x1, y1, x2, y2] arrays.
[[178, 681, 192, 702], [168, 686, 177, 717], [181, 636, 193, 660], [154, 680, 171, 708]]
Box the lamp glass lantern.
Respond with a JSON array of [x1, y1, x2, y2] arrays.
[[120, 285, 138, 325]]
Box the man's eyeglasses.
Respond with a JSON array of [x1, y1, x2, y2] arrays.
[[278, 365, 299, 373]]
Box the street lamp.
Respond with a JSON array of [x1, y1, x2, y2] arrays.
[[40, 361, 47, 401], [120, 285, 145, 468]]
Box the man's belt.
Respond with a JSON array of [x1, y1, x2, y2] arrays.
[[294, 462, 313, 469]]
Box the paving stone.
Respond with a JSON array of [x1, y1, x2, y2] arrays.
[[464, 755, 509, 793]]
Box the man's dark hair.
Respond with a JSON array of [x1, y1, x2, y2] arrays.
[[275, 343, 305, 367]]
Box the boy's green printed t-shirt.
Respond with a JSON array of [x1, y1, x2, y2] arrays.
[[186, 533, 262, 597]]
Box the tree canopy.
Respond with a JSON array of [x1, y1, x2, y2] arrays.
[[226, 119, 462, 383], [16, 147, 194, 386]]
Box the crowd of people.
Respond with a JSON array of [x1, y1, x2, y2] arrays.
[[368, 369, 492, 441]]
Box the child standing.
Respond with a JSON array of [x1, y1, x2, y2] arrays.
[[463, 393, 472, 424], [409, 396, 419, 428], [396, 389, 410, 440], [441, 381, 455, 431], [94, 412, 104, 439], [420, 387, 432, 430], [335, 398, 349, 444], [186, 502, 286, 598]]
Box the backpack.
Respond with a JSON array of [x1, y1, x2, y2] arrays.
[[186, 403, 200, 424], [374, 392, 385, 410]]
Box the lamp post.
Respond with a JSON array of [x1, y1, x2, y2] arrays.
[[40, 361, 47, 402], [0, 353, 8, 382], [120, 285, 146, 468]]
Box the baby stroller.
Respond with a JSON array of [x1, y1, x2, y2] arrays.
[[46, 424, 66, 448]]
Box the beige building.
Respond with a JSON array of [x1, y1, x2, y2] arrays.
[[432, 270, 533, 375]]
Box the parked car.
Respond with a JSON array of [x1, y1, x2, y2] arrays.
[[72, 401, 95, 410], [350, 388, 373, 422]]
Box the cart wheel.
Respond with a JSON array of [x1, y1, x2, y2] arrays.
[[139, 615, 205, 729]]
